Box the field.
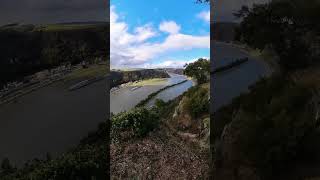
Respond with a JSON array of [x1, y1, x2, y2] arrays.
[[126, 78, 168, 86], [64, 64, 108, 82]]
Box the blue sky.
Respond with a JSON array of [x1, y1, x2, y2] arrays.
[[110, 0, 210, 69]]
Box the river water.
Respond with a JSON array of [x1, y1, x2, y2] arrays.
[[0, 79, 108, 167], [110, 73, 194, 114], [211, 42, 271, 112], [0, 42, 268, 166]]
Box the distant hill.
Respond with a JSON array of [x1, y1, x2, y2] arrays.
[[161, 68, 184, 75], [0, 22, 108, 87], [110, 69, 170, 88], [0, 22, 108, 32], [212, 22, 238, 42]]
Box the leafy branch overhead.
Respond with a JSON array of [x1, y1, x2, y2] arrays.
[[234, 0, 320, 71], [184, 58, 210, 84]]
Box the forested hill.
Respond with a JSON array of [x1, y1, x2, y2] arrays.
[[0, 22, 109, 87]]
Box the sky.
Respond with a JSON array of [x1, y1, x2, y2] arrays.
[[110, 0, 210, 69], [0, 0, 108, 25]]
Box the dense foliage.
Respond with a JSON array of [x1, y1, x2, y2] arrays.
[[184, 85, 210, 118], [0, 23, 108, 87], [184, 58, 210, 84], [234, 0, 320, 71], [0, 122, 108, 180], [214, 75, 320, 176], [111, 108, 160, 142]]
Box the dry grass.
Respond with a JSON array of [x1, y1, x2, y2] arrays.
[[65, 65, 107, 81], [126, 78, 168, 86]]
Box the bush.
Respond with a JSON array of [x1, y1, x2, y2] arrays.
[[214, 75, 316, 176], [184, 58, 210, 84], [0, 121, 108, 180], [184, 85, 209, 118], [111, 107, 160, 141]]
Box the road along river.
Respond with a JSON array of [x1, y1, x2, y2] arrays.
[[0, 79, 107, 167], [110, 73, 194, 114], [211, 41, 271, 112]]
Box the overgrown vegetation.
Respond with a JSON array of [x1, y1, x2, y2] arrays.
[[184, 84, 210, 118], [234, 0, 320, 72], [214, 75, 320, 177], [0, 23, 108, 87], [0, 122, 108, 180], [111, 107, 160, 142], [184, 58, 210, 84]]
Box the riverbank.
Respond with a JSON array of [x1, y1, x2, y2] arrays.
[[213, 40, 279, 75], [111, 82, 210, 179], [110, 78, 168, 93], [0, 77, 63, 106], [0, 64, 107, 106], [135, 79, 189, 107], [212, 57, 249, 75]]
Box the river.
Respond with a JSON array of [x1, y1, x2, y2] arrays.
[[110, 73, 194, 114], [0, 79, 108, 167], [211, 42, 271, 112]]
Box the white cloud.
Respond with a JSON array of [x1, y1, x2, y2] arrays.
[[148, 57, 210, 69], [152, 60, 195, 68], [197, 10, 210, 23], [110, 6, 210, 68], [159, 21, 181, 34]]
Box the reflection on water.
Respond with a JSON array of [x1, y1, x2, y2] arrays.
[[212, 42, 270, 112], [110, 73, 194, 114], [0, 79, 107, 167]]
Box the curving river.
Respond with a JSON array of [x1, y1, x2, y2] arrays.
[[110, 73, 194, 114], [211, 42, 271, 112], [0, 79, 108, 167], [0, 42, 269, 167]]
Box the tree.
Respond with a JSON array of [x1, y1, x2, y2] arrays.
[[234, 0, 320, 72], [184, 58, 210, 84]]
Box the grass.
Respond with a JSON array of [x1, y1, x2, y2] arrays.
[[126, 78, 168, 86], [64, 65, 107, 81]]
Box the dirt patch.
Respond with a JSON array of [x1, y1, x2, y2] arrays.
[[111, 127, 209, 179]]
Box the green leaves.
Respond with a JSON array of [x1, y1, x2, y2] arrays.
[[111, 108, 160, 141], [235, 0, 320, 71], [184, 58, 210, 84], [183, 84, 209, 118], [215, 75, 315, 176]]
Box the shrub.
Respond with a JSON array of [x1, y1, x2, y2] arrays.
[[111, 107, 159, 141], [214, 75, 316, 176], [184, 85, 209, 118]]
